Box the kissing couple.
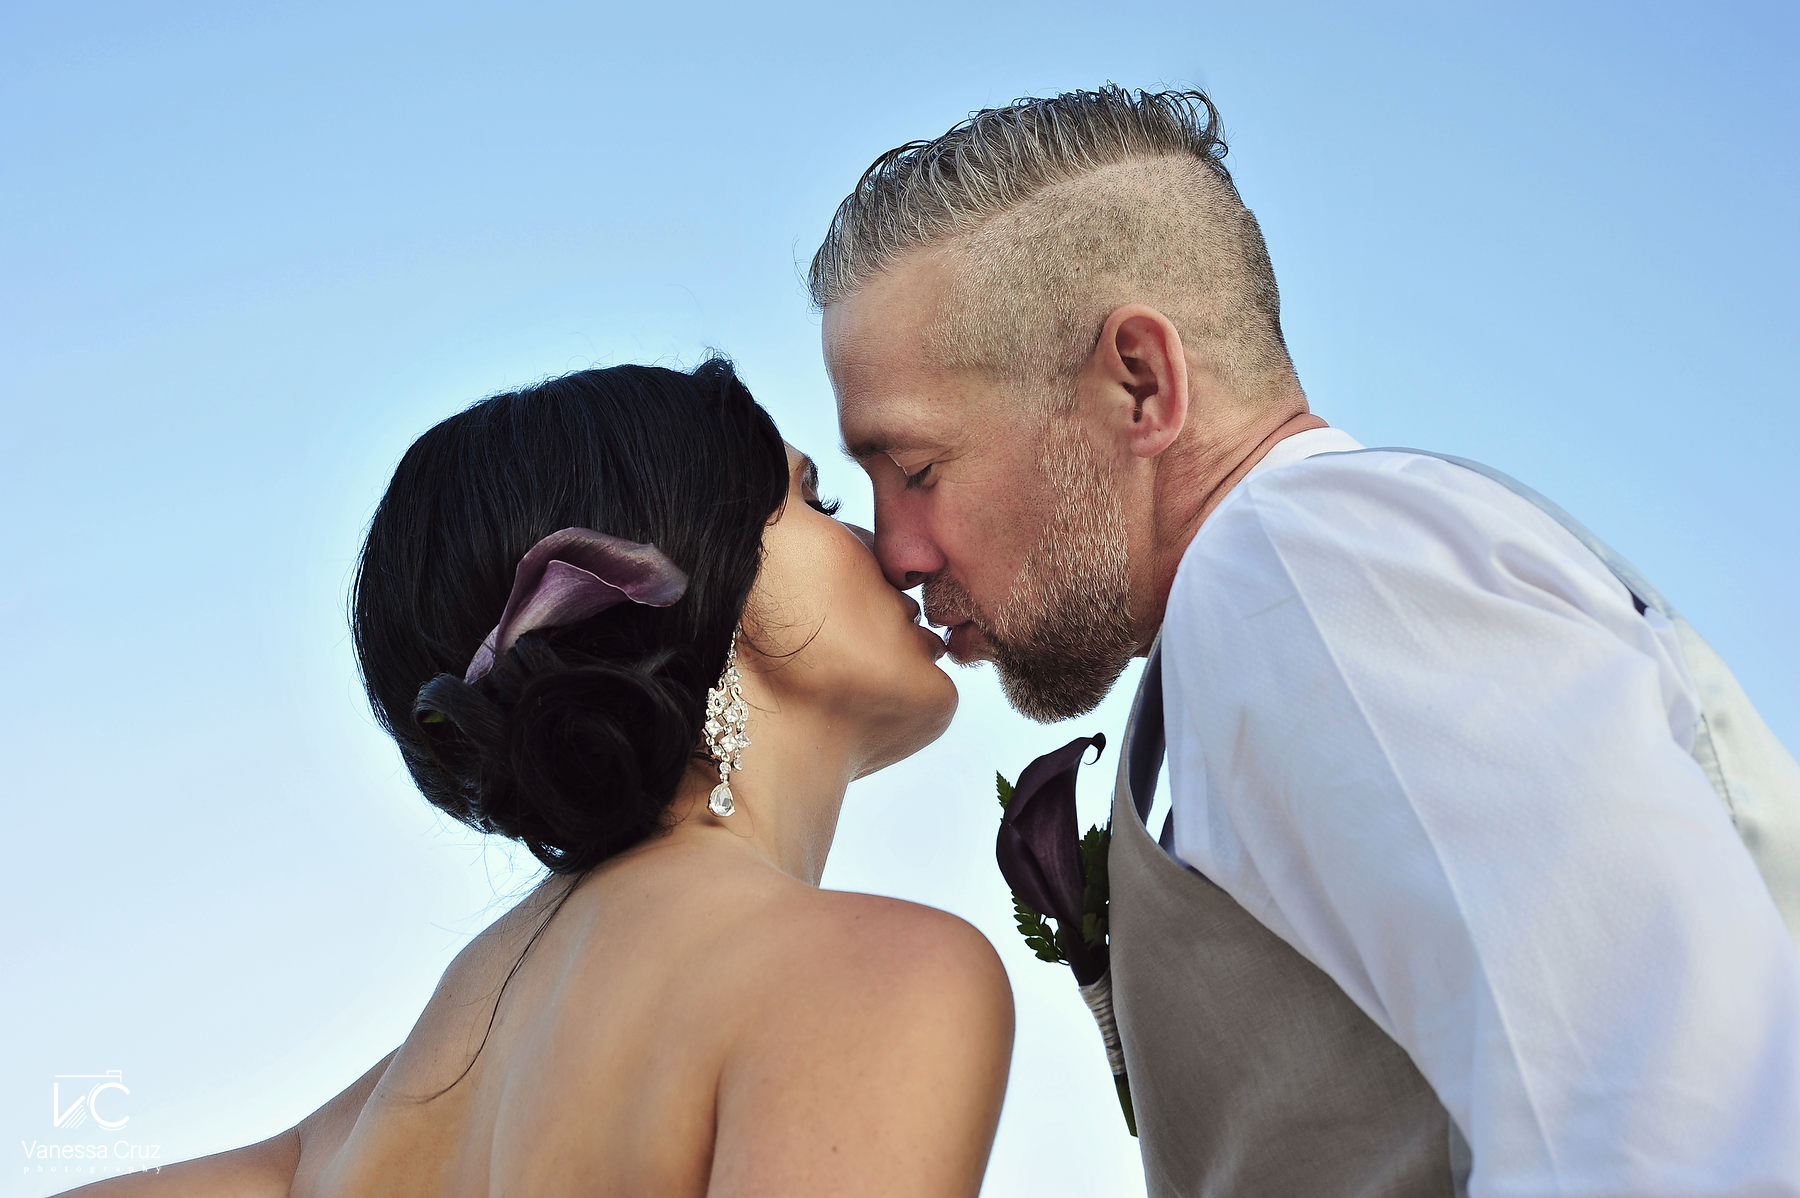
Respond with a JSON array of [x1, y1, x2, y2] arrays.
[[64, 86, 1800, 1198]]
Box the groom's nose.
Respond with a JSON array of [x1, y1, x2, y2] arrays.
[[872, 511, 944, 591]]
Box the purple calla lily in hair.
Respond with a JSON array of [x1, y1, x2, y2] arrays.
[[464, 527, 688, 683]]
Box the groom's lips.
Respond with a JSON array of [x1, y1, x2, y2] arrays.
[[945, 622, 981, 663], [924, 599, 988, 664], [937, 620, 989, 665]]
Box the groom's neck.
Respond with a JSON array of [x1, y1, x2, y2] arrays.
[[1137, 406, 1328, 645]]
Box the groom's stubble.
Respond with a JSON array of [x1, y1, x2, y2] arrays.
[[926, 414, 1137, 723]]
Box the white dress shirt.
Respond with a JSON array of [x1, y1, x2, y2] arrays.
[[1160, 427, 1800, 1196]]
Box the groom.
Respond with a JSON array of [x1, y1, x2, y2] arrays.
[[814, 88, 1800, 1196]]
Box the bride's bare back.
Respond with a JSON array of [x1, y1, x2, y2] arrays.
[[288, 842, 1011, 1198], [60, 370, 1012, 1197]]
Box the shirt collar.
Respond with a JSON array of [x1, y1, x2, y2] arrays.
[[1244, 425, 1365, 480]]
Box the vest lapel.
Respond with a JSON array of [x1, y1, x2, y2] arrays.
[[1107, 640, 1462, 1198]]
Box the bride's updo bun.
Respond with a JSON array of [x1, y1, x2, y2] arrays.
[[351, 359, 788, 875]]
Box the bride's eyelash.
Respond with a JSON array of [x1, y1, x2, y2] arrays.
[[808, 495, 842, 517]]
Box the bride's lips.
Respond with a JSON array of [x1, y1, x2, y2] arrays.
[[904, 598, 949, 661], [918, 622, 949, 661]]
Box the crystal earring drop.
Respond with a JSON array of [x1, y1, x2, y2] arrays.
[[702, 637, 750, 817]]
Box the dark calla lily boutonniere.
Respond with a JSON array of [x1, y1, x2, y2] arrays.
[[997, 733, 1135, 1136]]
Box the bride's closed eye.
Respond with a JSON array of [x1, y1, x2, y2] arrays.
[[795, 451, 842, 518]]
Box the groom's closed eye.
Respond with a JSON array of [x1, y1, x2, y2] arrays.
[[899, 463, 935, 491]]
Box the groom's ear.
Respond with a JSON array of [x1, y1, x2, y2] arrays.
[[1084, 304, 1188, 460]]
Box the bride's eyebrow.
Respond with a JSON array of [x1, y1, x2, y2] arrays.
[[799, 454, 822, 494]]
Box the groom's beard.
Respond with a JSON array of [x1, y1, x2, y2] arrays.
[[928, 418, 1137, 723]]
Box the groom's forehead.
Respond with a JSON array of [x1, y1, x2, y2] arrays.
[[834, 344, 1008, 465], [837, 389, 952, 461], [822, 253, 956, 384], [831, 351, 948, 457], [825, 260, 983, 459]]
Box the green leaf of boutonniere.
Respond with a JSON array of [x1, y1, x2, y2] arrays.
[[1078, 824, 1110, 948]]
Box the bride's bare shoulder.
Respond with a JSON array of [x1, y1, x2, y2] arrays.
[[738, 885, 1014, 1028], [704, 888, 1014, 1194]]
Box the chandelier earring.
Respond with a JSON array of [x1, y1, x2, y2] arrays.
[[702, 634, 750, 817]]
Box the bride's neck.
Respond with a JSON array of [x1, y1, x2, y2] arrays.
[[656, 698, 859, 888]]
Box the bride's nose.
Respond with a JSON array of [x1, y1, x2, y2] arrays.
[[847, 522, 876, 552]]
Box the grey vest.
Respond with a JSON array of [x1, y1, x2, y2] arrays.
[[1107, 448, 1800, 1198]]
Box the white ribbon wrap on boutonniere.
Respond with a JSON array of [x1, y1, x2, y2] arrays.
[[1078, 970, 1126, 1077]]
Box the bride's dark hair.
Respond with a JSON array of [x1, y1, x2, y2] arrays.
[[351, 358, 788, 876]]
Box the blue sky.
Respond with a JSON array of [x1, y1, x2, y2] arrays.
[[4, 2, 1795, 1195]]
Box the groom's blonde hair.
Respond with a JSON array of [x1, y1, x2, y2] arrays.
[[808, 86, 1296, 409]]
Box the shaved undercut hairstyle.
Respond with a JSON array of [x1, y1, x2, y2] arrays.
[[809, 86, 1296, 409]]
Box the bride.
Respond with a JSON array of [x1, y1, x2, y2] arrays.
[[64, 358, 1013, 1197]]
